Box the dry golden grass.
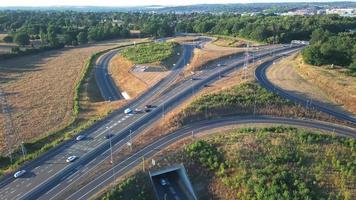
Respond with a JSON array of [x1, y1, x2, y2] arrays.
[[268, 53, 356, 115], [79, 38, 150, 121], [185, 43, 244, 74], [212, 36, 263, 47], [168, 36, 200, 44], [108, 43, 182, 98], [133, 71, 170, 87], [0, 39, 143, 152], [108, 55, 148, 99], [296, 55, 356, 114], [213, 37, 246, 47]]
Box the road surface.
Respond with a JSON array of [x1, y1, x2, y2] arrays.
[[44, 116, 356, 200], [255, 59, 356, 126], [0, 43, 300, 200]]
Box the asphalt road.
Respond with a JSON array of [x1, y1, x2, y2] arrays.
[[255, 58, 356, 126], [152, 172, 190, 200], [31, 46, 302, 199], [44, 116, 356, 200], [0, 37, 204, 200], [95, 49, 124, 101], [0, 43, 298, 200]]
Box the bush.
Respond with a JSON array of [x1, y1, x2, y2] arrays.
[[122, 42, 176, 64], [102, 173, 154, 200], [185, 140, 224, 171]]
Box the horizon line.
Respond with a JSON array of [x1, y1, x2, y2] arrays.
[[0, 1, 354, 8]]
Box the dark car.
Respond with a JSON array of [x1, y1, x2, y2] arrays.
[[105, 134, 114, 139], [144, 108, 151, 113], [145, 105, 153, 109]]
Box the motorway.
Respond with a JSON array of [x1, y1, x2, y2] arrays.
[[0, 41, 310, 199], [42, 116, 356, 200], [0, 38, 199, 200], [255, 58, 356, 126], [33, 46, 302, 199]]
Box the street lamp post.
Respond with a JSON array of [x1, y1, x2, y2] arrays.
[[109, 136, 113, 164]]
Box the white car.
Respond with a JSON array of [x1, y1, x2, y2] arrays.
[[160, 178, 169, 186], [124, 108, 132, 114], [76, 135, 85, 141], [14, 170, 26, 178], [66, 156, 77, 163]]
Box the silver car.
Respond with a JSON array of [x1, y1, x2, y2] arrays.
[[14, 170, 26, 178], [66, 156, 77, 163]]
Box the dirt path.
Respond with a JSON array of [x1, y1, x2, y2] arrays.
[[266, 53, 350, 115]]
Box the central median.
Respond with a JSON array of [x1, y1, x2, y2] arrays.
[[21, 45, 303, 199]]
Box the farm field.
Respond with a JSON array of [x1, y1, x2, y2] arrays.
[[0, 39, 143, 153]]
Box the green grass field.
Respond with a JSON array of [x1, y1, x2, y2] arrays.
[[121, 42, 177, 64], [102, 127, 356, 200]]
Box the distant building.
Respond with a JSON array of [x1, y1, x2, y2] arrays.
[[326, 8, 356, 17], [280, 8, 317, 16]]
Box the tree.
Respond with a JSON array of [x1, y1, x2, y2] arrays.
[[14, 32, 30, 46], [310, 28, 330, 44], [77, 31, 88, 44], [2, 35, 13, 43]]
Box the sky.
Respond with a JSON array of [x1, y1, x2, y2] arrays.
[[0, 0, 350, 7]]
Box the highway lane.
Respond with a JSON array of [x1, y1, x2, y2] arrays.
[[0, 43, 292, 199], [255, 58, 356, 126], [95, 49, 124, 101], [27, 44, 300, 197], [49, 116, 356, 200], [34, 46, 303, 199], [0, 38, 204, 200], [152, 172, 190, 200]]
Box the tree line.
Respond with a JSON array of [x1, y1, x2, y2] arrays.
[[1, 11, 355, 63], [302, 29, 356, 71]]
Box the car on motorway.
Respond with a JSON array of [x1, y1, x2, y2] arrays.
[[160, 178, 170, 186], [144, 108, 151, 113], [76, 135, 85, 141], [13, 170, 26, 178], [66, 156, 77, 163], [145, 104, 154, 109], [105, 134, 114, 139], [124, 108, 132, 114]]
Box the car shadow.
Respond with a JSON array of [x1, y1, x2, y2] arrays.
[[21, 171, 36, 178]]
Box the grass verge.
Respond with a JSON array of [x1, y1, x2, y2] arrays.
[[209, 34, 265, 47], [102, 126, 356, 200], [294, 54, 356, 114], [121, 42, 177, 64], [161, 81, 338, 133]]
